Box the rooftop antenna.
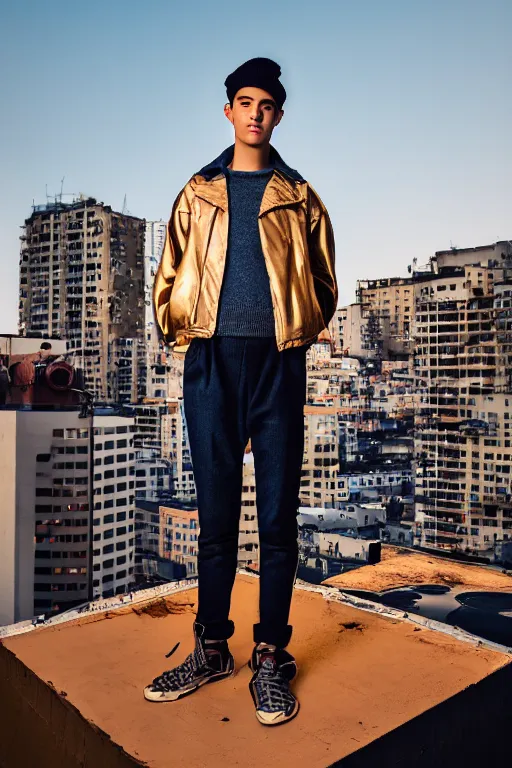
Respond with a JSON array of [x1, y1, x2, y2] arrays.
[[59, 176, 65, 203], [450, 240, 458, 251]]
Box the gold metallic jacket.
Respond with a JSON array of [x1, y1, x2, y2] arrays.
[[153, 144, 338, 354]]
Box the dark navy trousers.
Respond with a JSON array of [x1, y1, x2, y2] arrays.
[[183, 335, 308, 649]]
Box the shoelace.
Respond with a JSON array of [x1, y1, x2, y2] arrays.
[[253, 657, 296, 713], [151, 637, 208, 693]]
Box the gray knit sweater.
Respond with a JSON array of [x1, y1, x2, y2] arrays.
[[214, 167, 275, 337]]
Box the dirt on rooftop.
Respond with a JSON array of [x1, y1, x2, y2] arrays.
[[323, 545, 512, 593], [2, 573, 510, 768]]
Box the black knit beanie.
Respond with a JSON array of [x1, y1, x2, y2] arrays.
[[224, 57, 286, 110]]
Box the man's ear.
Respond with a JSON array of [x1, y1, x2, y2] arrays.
[[224, 103, 233, 124], [275, 108, 284, 127]]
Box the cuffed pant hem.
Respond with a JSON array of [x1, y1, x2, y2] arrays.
[[195, 617, 235, 642], [253, 622, 293, 649]]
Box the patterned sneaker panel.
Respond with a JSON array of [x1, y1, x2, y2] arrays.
[[250, 645, 297, 681], [148, 623, 229, 695], [251, 656, 297, 716], [150, 644, 209, 694]]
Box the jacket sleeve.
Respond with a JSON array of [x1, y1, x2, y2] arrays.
[[152, 188, 191, 343], [307, 184, 338, 331]]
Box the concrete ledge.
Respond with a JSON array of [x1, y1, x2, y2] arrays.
[[331, 662, 512, 766], [0, 644, 142, 768]]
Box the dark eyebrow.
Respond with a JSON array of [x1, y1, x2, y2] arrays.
[[236, 94, 277, 108]]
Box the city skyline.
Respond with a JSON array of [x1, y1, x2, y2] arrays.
[[1, 0, 511, 333]]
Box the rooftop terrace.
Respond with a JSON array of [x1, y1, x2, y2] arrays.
[[323, 544, 512, 593], [1, 571, 510, 767]]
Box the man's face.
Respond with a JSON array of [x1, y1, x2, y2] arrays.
[[224, 86, 283, 147]]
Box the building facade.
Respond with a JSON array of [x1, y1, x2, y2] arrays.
[[414, 242, 512, 554], [91, 413, 136, 599], [19, 197, 145, 403], [357, 276, 414, 356], [0, 407, 136, 626]]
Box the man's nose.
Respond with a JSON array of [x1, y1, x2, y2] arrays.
[[250, 108, 263, 122]]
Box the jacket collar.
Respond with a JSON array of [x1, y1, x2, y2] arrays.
[[190, 144, 306, 214]]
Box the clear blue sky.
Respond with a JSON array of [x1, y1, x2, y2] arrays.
[[1, 0, 510, 334]]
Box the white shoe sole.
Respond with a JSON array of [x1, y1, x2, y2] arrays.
[[255, 698, 300, 726]]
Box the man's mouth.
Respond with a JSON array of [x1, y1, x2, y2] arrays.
[[248, 125, 263, 133]]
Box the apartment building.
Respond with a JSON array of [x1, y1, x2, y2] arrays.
[[167, 399, 196, 500], [414, 241, 512, 554], [333, 302, 396, 360], [357, 276, 414, 355], [134, 500, 160, 582], [134, 498, 190, 582], [159, 504, 199, 578], [0, 407, 136, 625], [134, 453, 171, 501], [301, 406, 344, 509], [19, 196, 145, 403], [339, 469, 412, 502], [120, 401, 175, 501], [160, 400, 180, 462], [125, 401, 167, 453], [333, 304, 367, 358], [91, 413, 136, 598], [329, 307, 346, 355], [137, 453, 261, 577]]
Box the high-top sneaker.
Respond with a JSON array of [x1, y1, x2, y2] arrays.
[[249, 644, 299, 726], [144, 621, 235, 702]]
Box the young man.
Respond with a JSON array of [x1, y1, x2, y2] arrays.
[[145, 57, 338, 726]]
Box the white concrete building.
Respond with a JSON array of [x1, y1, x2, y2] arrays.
[[297, 504, 386, 531], [91, 413, 136, 599], [0, 408, 136, 626], [339, 469, 413, 502]]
